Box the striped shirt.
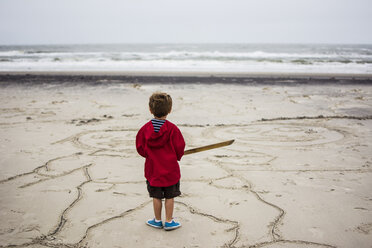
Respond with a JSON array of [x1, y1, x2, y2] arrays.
[[151, 119, 166, 133]]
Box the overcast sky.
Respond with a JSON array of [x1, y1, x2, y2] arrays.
[[0, 0, 371, 45]]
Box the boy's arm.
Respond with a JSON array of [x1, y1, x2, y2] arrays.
[[172, 127, 185, 161], [135, 128, 146, 158]]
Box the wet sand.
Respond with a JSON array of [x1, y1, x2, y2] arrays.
[[0, 73, 372, 247]]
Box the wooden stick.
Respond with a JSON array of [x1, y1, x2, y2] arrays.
[[184, 140, 234, 155]]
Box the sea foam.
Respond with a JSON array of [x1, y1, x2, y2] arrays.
[[0, 44, 371, 74]]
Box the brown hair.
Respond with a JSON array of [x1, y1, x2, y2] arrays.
[[149, 92, 172, 118]]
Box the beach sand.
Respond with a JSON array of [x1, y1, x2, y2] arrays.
[[0, 73, 372, 248]]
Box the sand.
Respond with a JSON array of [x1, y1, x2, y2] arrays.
[[0, 73, 372, 248]]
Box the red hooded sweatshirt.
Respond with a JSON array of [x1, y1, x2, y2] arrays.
[[136, 120, 185, 187]]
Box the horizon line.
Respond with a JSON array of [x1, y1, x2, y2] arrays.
[[1, 42, 372, 46]]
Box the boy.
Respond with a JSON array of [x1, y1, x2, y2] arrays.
[[136, 92, 185, 231]]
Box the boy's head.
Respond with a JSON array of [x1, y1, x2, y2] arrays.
[[149, 92, 172, 118]]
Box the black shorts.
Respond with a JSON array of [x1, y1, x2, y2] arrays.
[[146, 181, 181, 199]]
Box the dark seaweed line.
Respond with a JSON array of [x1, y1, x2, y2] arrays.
[[232, 168, 372, 173], [259, 115, 372, 122], [178, 115, 372, 128], [1, 73, 372, 86]]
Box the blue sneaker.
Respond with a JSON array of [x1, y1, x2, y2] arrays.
[[164, 219, 181, 231], [146, 218, 163, 229]]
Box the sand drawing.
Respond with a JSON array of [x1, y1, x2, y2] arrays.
[[0, 83, 371, 248], [208, 123, 346, 147], [0, 122, 349, 248]]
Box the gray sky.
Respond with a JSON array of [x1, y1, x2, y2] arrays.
[[0, 0, 371, 45]]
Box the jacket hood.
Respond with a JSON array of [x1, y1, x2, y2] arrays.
[[145, 120, 170, 148]]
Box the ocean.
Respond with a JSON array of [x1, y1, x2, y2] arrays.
[[0, 43, 371, 74]]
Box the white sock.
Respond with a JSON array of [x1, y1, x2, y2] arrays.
[[155, 219, 162, 222]]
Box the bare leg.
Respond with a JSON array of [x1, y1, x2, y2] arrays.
[[153, 198, 162, 220], [165, 198, 174, 222]]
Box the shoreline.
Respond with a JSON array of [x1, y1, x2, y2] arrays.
[[1, 71, 372, 85]]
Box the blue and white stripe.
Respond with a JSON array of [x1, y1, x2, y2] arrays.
[[151, 119, 166, 133]]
